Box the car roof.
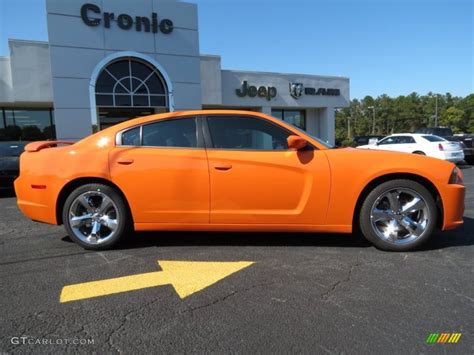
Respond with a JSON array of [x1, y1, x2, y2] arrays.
[[387, 133, 431, 136], [110, 110, 269, 128]]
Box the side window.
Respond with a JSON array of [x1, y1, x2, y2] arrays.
[[121, 126, 141, 146], [378, 136, 399, 145], [207, 116, 290, 150], [399, 136, 415, 144], [142, 118, 197, 148]]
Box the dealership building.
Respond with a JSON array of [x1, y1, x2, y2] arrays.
[[0, 0, 349, 143]]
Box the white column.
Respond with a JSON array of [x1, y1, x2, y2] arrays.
[[319, 107, 335, 145], [305, 109, 319, 136], [261, 106, 272, 115]]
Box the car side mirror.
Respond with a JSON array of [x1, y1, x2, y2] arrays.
[[287, 135, 307, 150]]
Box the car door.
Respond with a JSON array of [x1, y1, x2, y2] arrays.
[[375, 136, 400, 151], [397, 136, 417, 153], [203, 115, 331, 225], [109, 117, 210, 224]]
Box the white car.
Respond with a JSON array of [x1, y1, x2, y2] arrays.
[[357, 134, 465, 162]]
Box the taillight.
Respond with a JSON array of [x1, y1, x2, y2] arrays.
[[438, 143, 444, 151], [448, 167, 463, 184]]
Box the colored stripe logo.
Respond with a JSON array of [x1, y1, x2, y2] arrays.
[[426, 333, 462, 344]]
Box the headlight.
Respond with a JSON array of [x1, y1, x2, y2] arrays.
[[448, 167, 463, 184]]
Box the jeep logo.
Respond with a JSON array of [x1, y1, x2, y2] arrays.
[[80, 3, 173, 34], [236, 81, 277, 101]]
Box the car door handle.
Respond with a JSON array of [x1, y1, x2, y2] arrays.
[[214, 164, 232, 171], [117, 158, 134, 165]]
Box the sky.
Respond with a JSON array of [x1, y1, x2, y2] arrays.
[[0, 0, 472, 99]]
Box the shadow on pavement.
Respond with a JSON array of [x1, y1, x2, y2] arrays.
[[419, 216, 474, 251], [0, 189, 15, 198], [61, 217, 474, 251], [63, 232, 372, 249]]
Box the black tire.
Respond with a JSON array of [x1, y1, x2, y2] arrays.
[[413, 151, 426, 155], [62, 183, 130, 250], [359, 179, 437, 251]]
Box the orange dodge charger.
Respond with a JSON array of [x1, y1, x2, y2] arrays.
[[14, 110, 465, 251]]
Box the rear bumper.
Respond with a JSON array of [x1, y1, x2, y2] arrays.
[[440, 184, 465, 230], [443, 151, 464, 163], [14, 176, 59, 225]]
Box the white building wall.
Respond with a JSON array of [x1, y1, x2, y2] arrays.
[[200, 55, 222, 105], [0, 57, 13, 103], [306, 109, 319, 137], [45, 0, 202, 140], [319, 107, 336, 145], [8, 40, 53, 103]]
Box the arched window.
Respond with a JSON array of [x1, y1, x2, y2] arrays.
[[95, 58, 168, 108]]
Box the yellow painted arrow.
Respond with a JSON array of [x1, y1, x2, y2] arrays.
[[60, 260, 254, 303]]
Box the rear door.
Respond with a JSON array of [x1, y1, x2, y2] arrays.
[[203, 115, 330, 225], [397, 136, 417, 153], [109, 117, 210, 224]]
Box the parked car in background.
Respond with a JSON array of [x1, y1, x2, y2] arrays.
[[357, 133, 464, 163], [415, 127, 473, 164], [415, 127, 453, 137], [448, 135, 474, 165], [353, 135, 385, 146], [0, 141, 28, 190]]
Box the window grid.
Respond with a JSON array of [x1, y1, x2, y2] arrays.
[[95, 58, 168, 109]]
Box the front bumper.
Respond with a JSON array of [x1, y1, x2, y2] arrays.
[[440, 183, 465, 230]]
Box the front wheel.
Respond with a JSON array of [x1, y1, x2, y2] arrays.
[[359, 179, 437, 251], [62, 183, 130, 250]]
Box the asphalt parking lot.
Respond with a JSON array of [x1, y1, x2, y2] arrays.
[[0, 167, 473, 354]]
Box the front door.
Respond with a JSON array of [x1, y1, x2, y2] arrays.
[[204, 115, 330, 225], [109, 117, 209, 224]]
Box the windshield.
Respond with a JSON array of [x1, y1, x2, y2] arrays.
[[422, 135, 445, 142], [0, 142, 26, 156]]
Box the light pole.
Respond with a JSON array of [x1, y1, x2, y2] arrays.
[[429, 93, 439, 127], [368, 106, 376, 134]]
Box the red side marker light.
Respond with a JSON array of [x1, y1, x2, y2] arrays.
[[31, 184, 47, 189]]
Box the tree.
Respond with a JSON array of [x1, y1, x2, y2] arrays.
[[334, 93, 470, 143], [439, 107, 465, 133]]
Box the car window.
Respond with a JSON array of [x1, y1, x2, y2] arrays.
[[142, 118, 197, 148], [378, 136, 399, 145], [398, 136, 416, 144], [422, 135, 445, 142], [207, 116, 290, 150], [121, 127, 141, 146], [434, 128, 452, 136]]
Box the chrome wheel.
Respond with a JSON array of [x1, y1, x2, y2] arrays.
[[68, 190, 120, 245], [370, 188, 430, 245]]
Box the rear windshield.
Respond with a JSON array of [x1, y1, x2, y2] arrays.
[[422, 135, 445, 142], [0, 143, 26, 156]]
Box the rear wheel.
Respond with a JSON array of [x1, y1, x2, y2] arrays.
[[359, 179, 437, 251], [62, 183, 129, 250]]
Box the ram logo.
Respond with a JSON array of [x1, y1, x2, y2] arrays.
[[289, 83, 304, 99]]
